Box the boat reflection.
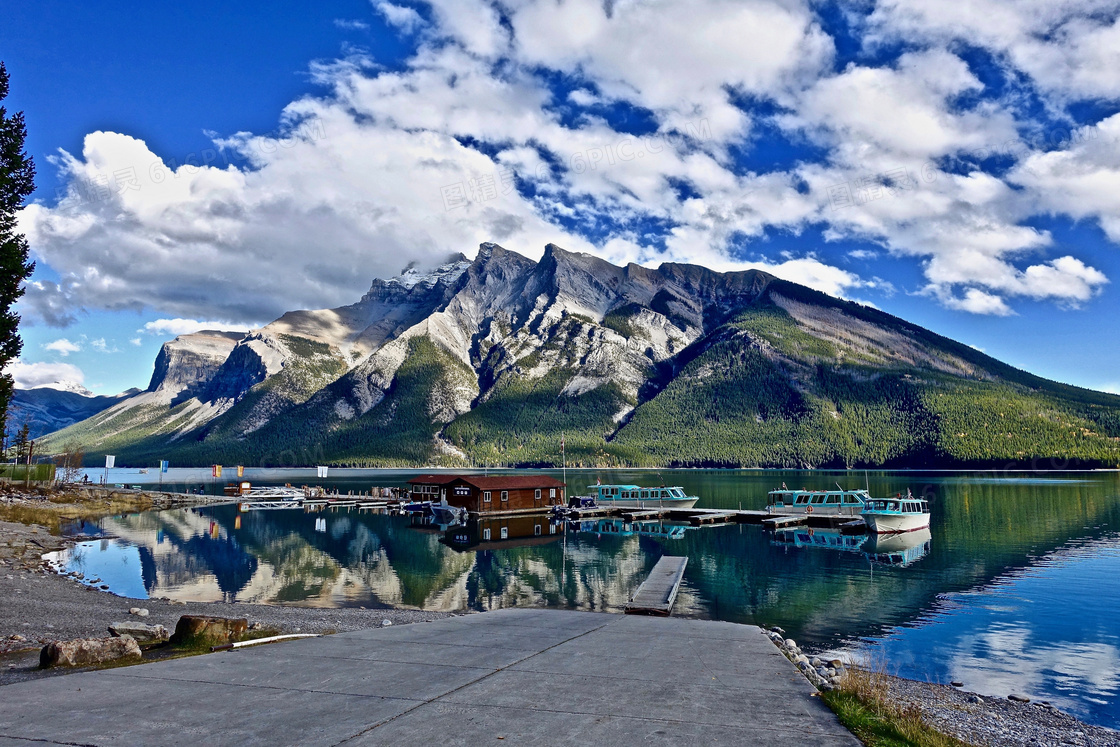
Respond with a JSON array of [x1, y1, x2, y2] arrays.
[[570, 518, 691, 541], [862, 528, 932, 567], [771, 527, 868, 553], [770, 526, 932, 567]]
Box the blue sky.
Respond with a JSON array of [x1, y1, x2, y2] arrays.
[[4, 1, 1120, 395]]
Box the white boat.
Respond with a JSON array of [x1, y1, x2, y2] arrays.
[[585, 484, 699, 510], [861, 491, 930, 534], [766, 487, 869, 517]]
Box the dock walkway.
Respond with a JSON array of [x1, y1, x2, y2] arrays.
[[0, 610, 857, 746], [625, 555, 688, 615]]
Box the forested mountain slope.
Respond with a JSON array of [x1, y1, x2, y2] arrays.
[[38, 243, 1120, 469]]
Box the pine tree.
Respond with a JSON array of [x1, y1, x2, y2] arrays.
[[0, 63, 36, 428]]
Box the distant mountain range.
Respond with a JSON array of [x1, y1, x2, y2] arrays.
[[10, 385, 136, 439], [36, 242, 1120, 469]]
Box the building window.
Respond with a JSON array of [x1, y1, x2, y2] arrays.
[[534, 489, 541, 499], [549, 524, 556, 535], [483, 491, 491, 503], [550, 488, 556, 498], [534, 524, 541, 536], [483, 528, 491, 540], [500, 527, 508, 539], [501, 491, 508, 502]]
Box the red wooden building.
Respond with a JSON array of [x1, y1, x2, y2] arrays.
[[407, 474, 566, 514]]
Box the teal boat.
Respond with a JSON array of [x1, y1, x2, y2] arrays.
[[585, 484, 699, 509], [766, 487, 869, 517]]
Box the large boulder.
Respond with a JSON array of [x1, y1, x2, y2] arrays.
[[40, 636, 142, 668], [108, 622, 170, 645], [169, 615, 248, 647]]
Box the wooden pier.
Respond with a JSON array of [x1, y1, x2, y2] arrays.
[[688, 511, 737, 526], [625, 555, 689, 616], [762, 514, 807, 529]]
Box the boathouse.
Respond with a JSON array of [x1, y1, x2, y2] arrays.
[[407, 474, 566, 514]]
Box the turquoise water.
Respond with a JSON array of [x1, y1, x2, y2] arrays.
[[52, 468, 1120, 728]]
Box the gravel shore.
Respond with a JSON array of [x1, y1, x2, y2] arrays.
[[881, 675, 1120, 747]]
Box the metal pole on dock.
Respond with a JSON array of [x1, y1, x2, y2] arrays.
[[561, 432, 566, 501]]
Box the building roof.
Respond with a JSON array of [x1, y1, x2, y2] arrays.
[[408, 474, 566, 489]]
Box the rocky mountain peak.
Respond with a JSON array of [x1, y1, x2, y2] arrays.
[[28, 380, 94, 397], [146, 331, 245, 396], [384, 253, 471, 290]]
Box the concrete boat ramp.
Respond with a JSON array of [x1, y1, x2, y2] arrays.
[[0, 609, 857, 746]]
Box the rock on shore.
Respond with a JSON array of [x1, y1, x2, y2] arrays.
[[40, 636, 142, 668]]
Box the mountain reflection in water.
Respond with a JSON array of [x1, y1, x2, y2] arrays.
[[47, 469, 1120, 728]]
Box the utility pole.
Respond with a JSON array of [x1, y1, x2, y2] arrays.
[[24, 439, 33, 488]]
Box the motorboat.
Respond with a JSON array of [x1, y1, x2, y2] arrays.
[[861, 490, 931, 534], [403, 499, 467, 525], [583, 484, 699, 509]]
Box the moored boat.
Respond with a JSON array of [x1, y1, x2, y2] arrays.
[[584, 484, 699, 510], [861, 490, 930, 534], [766, 486, 869, 517]]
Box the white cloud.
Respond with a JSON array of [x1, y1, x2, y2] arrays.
[[374, 2, 423, 33], [43, 338, 81, 356], [334, 18, 370, 31], [868, 0, 1120, 102], [743, 255, 867, 299], [782, 50, 1018, 163], [141, 319, 249, 338], [567, 89, 600, 107], [90, 338, 120, 353], [1011, 114, 1120, 242], [14, 0, 1118, 329], [506, 0, 833, 143], [4, 359, 86, 390], [940, 288, 1014, 316], [129, 337, 142, 346]]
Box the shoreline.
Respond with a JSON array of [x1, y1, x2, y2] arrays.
[[0, 487, 454, 687], [2, 488, 1118, 745]]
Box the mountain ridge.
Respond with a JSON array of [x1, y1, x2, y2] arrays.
[[36, 243, 1120, 469]]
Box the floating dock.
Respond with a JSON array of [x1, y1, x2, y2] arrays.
[[625, 555, 688, 616], [559, 505, 867, 532]]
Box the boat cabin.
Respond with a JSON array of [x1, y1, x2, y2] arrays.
[[407, 474, 566, 514], [863, 498, 930, 514], [767, 489, 868, 509]]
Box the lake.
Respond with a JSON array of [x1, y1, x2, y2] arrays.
[[51, 467, 1120, 729]]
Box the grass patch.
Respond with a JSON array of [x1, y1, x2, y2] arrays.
[[821, 667, 969, 747]]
